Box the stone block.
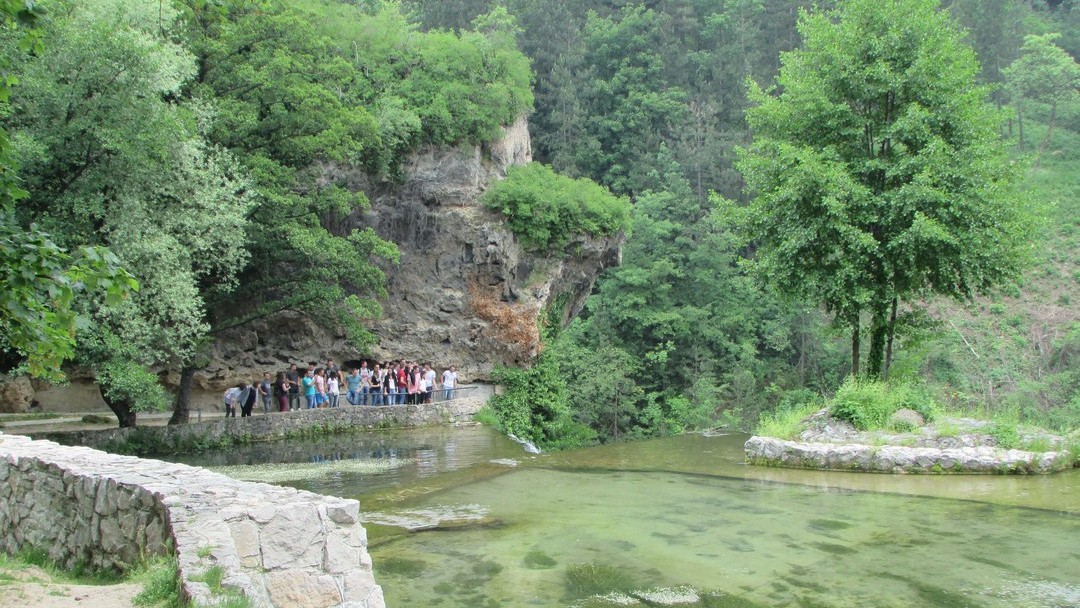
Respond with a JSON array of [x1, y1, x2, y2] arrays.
[[230, 518, 262, 568], [260, 507, 324, 570], [266, 571, 342, 608], [346, 524, 368, 549], [99, 516, 124, 554], [324, 534, 360, 574], [343, 568, 384, 608], [325, 500, 359, 525], [146, 516, 164, 550]]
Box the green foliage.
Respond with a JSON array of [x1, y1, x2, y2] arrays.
[[829, 377, 937, 431], [0, 2, 138, 380], [0, 223, 137, 379], [391, 7, 533, 147], [1004, 32, 1080, 158], [484, 162, 630, 250], [755, 403, 818, 440], [987, 409, 1021, 449], [488, 346, 596, 450], [132, 554, 184, 608], [738, 0, 1036, 377]]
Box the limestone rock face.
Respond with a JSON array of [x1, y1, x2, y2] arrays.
[[25, 118, 619, 408], [204, 117, 622, 384], [0, 375, 34, 413]]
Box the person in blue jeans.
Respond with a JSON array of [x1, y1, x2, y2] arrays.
[[345, 368, 362, 405], [302, 370, 316, 409], [370, 364, 383, 406]]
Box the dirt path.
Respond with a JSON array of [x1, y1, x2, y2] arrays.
[[0, 566, 140, 608]]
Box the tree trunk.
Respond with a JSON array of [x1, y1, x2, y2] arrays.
[[883, 296, 899, 380], [1016, 101, 1025, 150], [1035, 100, 1057, 169], [850, 319, 861, 377], [100, 389, 137, 428], [867, 309, 888, 379], [170, 364, 196, 425]]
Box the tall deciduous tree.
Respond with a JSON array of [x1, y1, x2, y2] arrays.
[[0, 1, 139, 381], [6, 0, 251, 425], [1004, 33, 1080, 164], [737, 0, 1034, 378]]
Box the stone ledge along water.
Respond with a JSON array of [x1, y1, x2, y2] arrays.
[[0, 431, 384, 608], [29, 398, 486, 454], [744, 435, 1072, 473]]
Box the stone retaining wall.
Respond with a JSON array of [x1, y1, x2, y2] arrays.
[[33, 398, 485, 454], [0, 432, 384, 607], [745, 436, 1071, 474]]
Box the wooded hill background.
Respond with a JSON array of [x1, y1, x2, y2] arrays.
[[1, 0, 1077, 443]]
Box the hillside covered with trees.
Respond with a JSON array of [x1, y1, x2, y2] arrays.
[[2, 0, 1078, 447]]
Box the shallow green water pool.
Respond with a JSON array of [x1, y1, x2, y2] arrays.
[[175, 425, 1080, 607]]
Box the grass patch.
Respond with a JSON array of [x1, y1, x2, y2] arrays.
[[132, 555, 183, 608], [934, 418, 961, 438], [190, 565, 225, 592], [1021, 436, 1054, 453], [754, 403, 818, 439], [0, 547, 121, 585], [0, 547, 202, 608], [0, 412, 62, 428], [565, 562, 635, 599], [987, 410, 1021, 449], [829, 377, 937, 431]]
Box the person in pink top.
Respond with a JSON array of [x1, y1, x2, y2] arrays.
[[314, 367, 328, 408], [407, 364, 420, 405]]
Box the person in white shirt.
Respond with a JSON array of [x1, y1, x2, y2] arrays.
[[327, 374, 340, 408], [423, 363, 437, 404], [442, 365, 458, 401]]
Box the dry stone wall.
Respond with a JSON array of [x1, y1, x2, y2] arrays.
[[0, 432, 384, 608]]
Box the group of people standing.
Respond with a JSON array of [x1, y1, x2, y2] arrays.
[[223, 357, 460, 417]]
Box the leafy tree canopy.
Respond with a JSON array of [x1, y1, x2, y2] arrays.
[[736, 0, 1036, 377], [0, 0, 137, 381], [4, 0, 250, 422]]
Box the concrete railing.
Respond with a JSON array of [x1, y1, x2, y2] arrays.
[[0, 432, 384, 608]]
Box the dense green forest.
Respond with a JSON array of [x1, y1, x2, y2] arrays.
[[1, 0, 1078, 444], [454, 0, 1079, 447]]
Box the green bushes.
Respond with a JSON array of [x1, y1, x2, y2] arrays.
[[486, 351, 597, 450], [754, 403, 819, 440], [484, 162, 631, 250], [987, 410, 1021, 449], [828, 377, 937, 431]]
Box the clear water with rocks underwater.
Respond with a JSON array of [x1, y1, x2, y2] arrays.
[[172, 424, 1080, 608]]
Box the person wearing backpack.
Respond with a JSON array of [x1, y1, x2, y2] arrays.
[[238, 381, 257, 418]]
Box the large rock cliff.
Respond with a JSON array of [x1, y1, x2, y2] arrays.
[[192, 117, 621, 390], [11, 119, 622, 413], [345, 117, 621, 379]]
